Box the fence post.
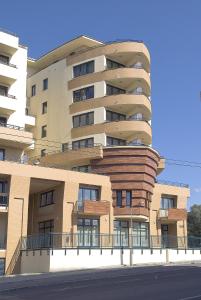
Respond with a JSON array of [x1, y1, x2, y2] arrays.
[[166, 248, 169, 264]]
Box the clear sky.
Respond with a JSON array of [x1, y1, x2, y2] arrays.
[[1, 0, 201, 208]]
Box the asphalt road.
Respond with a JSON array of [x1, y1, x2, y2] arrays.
[[0, 264, 201, 299]]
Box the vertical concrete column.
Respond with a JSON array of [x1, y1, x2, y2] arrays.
[[5, 175, 30, 270]]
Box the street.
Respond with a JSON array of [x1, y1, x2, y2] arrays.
[[0, 264, 201, 299]]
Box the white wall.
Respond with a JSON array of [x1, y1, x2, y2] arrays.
[[20, 248, 201, 274]]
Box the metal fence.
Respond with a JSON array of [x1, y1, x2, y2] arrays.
[[21, 233, 201, 251]]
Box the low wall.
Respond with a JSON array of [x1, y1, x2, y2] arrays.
[[20, 248, 201, 274]]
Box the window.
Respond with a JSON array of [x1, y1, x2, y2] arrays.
[[161, 197, 175, 209], [73, 61, 94, 78], [73, 112, 94, 128], [0, 182, 6, 193], [78, 186, 100, 209], [106, 58, 125, 70], [42, 102, 47, 114], [116, 190, 122, 207], [77, 218, 99, 247], [73, 86, 94, 102], [126, 190, 132, 207], [72, 165, 92, 173], [107, 136, 126, 146], [0, 181, 7, 207], [106, 84, 126, 96], [0, 117, 7, 125], [62, 143, 69, 152], [40, 191, 54, 207], [128, 139, 142, 146], [0, 55, 9, 65], [39, 219, 54, 234], [0, 85, 8, 97], [106, 110, 126, 122], [43, 78, 48, 90], [72, 138, 94, 149], [41, 149, 47, 157], [31, 85, 36, 97], [0, 149, 5, 161], [129, 113, 143, 120], [132, 222, 149, 248], [41, 125, 47, 138]]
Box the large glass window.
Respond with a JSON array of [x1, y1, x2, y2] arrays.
[[72, 138, 94, 149], [39, 220, 54, 234], [106, 58, 125, 70], [106, 110, 126, 122], [73, 112, 94, 128], [0, 85, 8, 97], [73, 61, 94, 78], [107, 136, 126, 146], [132, 222, 149, 248], [73, 86, 94, 102], [77, 218, 99, 247], [106, 84, 126, 96], [78, 186, 99, 209], [0, 149, 5, 161], [161, 197, 175, 209], [40, 191, 54, 207], [114, 220, 129, 247]]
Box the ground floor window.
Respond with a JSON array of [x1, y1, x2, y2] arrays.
[[38, 220, 54, 248], [132, 222, 149, 248], [114, 220, 129, 247], [77, 218, 99, 247], [0, 259, 5, 275]]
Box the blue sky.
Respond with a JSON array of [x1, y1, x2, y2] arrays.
[[1, 0, 201, 208]]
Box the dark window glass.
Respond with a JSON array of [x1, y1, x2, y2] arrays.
[[31, 85, 36, 97], [0, 150, 5, 161], [73, 61, 94, 78], [72, 138, 94, 149], [78, 186, 100, 209], [39, 219, 54, 234], [0, 85, 8, 97], [126, 190, 132, 207], [0, 55, 9, 65], [62, 143, 69, 152], [72, 165, 92, 173], [116, 190, 122, 207], [106, 110, 126, 122], [40, 191, 54, 207], [106, 58, 125, 69], [107, 136, 126, 146], [73, 112, 94, 128], [41, 125, 47, 138], [132, 222, 149, 248], [42, 102, 47, 114], [41, 149, 46, 157], [73, 86, 94, 102], [106, 84, 126, 96], [43, 78, 48, 90], [0, 117, 7, 125]]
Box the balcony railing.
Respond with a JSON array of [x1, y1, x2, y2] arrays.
[[0, 122, 24, 131], [75, 200, 110, 215], [21, 233, 201, 250], [0, 193, 8, 207], [156, 179, 189, 188], [0, 60, 17, 68], [0, 93, 16, 99], [158, 208, 187, 221]]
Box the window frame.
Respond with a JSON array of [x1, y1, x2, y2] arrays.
[[107, 136, 126, 146], [72, 138, 94, 149], [31, 84, 36, 97], [73, 60, 94, 78], [0, 149, 5, 161], [106, 84, 126, 96], [106, 110, 126, 122], [73, 86, 94, 102], [42, 102, 47, 114], [43, 78, 48, 90], [41, 125, 47, 138], [40, 190, 54, 207], [73, 112, 94, 128]]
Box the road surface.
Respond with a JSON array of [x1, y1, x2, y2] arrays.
[[0, 264, 201, 299]]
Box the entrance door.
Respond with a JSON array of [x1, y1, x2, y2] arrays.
[[161, 224, 169, 248]]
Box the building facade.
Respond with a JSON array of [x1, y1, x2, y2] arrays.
[[0, 30, 190, 275]]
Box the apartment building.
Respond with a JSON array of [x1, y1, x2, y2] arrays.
[[0, 30, 190, 275]]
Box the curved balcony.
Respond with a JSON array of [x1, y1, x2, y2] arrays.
[[67, 41, 150, 72], [68, 68, 151, 96], [71, 120, 152, 145], [114, 206, 149, 221], [70, 94, 151, 119]]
